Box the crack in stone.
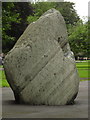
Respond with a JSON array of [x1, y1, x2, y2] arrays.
[[45, 67, 76, 101], [17, 46, 62, 94]]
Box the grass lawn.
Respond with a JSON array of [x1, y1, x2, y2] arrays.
[[0, 60, 89, 87], [0, 65, 3, 68], [76, 60, 90, 80], [0, 70, 9, 87]]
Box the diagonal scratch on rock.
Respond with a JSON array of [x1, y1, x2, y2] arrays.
[[18, 46, 62, 93]]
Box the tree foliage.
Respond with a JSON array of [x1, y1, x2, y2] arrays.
[[2, 2, 34, 53], [27, 2, 56, 23], [68, 20, 89, 58], [54, 2, 80, 26], [2, 2, 89, 59], [27, 2, 80, 28], [2, 2, 20, 52]]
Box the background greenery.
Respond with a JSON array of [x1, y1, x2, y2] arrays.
[[0, 70, 9, 87], [2, 2, 90, 58], [76, 61, 90, 80]]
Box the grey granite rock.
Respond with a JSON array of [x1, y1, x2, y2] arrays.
[[4, 8, 79, 105]]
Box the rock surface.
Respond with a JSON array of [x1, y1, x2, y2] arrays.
[[4, 8, 79, 105]]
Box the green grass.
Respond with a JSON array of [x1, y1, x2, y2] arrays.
[[77, 69, 89, 78], [76, 60, 90, 80], [0, 60, 90, 87], [0, 65, 3, 68], [0, 70, 9, 87]]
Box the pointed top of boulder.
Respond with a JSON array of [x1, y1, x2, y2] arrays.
[[42, 8, 60, 16]]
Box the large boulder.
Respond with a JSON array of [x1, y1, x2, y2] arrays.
[[4, 8, 79, 105]]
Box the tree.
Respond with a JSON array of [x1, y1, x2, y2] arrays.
[[2, 2, 80, 53], [87, 21, 90, 58], [2, 2, 34, 53], [55, 2, 80, 26], [27, 2, 80, 28], [10, 2, 34, 40], [68, 20, 89, 59], [2, 2, 20, 53], [27, 2, 56, 23]]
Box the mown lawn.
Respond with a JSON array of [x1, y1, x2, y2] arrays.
[[0, 60, 89, 87], [76, 60, 90, 81], [0, 65, 3, 68], [0, 70, 9, 87]]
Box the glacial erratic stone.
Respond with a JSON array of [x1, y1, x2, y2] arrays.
[[4, 8, 79, 105]]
